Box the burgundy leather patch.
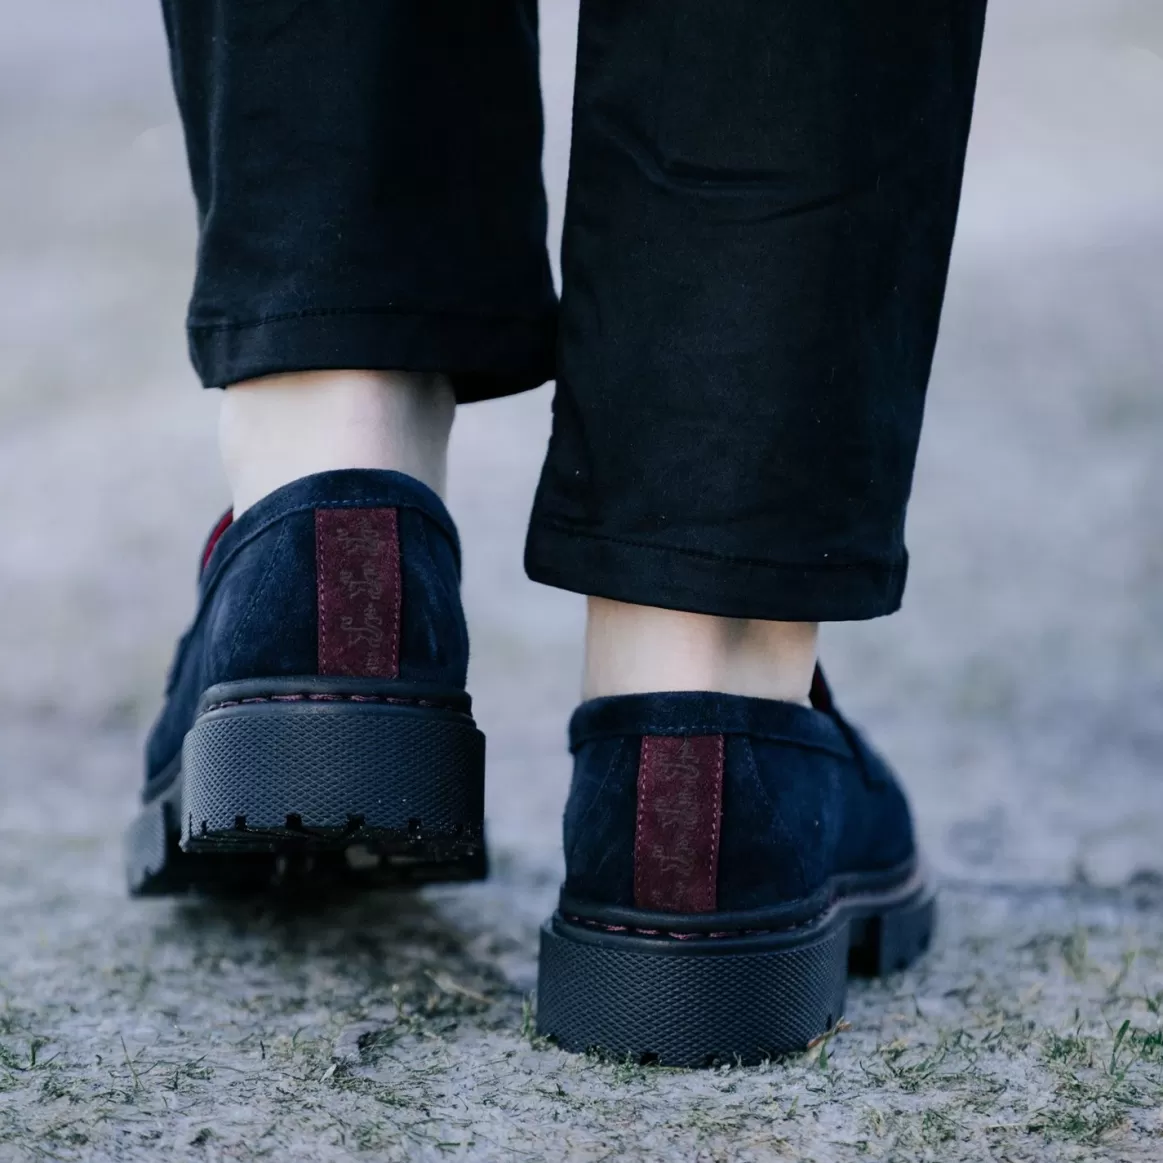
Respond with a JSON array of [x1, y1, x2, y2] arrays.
[[634, 734, 725, 913], [315, 507, 402, 678]]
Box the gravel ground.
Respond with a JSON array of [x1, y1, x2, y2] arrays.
[[2, 2, 1162, 1159]]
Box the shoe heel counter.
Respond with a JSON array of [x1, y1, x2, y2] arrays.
[[563, 732, 727, 914], [207, 515, 317, 681], [563, 732, 818, 915], [209, 504, 467, 686]]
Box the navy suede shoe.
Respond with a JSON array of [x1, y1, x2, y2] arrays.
[[125, 469, 485, 895], [536, 671, 933, 1066]]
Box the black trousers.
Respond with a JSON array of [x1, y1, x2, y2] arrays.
[[163, 1, 987, 622]]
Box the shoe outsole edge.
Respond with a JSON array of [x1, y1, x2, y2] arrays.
[[536, 877, 935, 1067], [125, 687, 487, 897]]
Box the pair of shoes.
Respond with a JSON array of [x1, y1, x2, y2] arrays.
[[126, 469, 933, 1066]]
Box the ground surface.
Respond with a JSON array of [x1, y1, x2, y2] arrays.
[[2, 2, 1162, 1160]]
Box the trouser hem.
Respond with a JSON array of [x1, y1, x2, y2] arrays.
[[189, 307, 558, 404], [524, 522, 906, 622]]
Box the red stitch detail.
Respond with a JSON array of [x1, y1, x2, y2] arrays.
[[632, 738, 651, 909], [202, 693, 445, 714], [562, 913, 822, 941], [709, 738, 723, 904], [315, 508, 402, 677], [633, 734, 725, 913]]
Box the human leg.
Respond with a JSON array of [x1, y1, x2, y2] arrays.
[[533, 0, 988, 1064], [127, 1, 556, 894], [220, 371, 455, 515], [163, 0, 556, 404], [529, 0, 985, 625], [583, 598, 818, 705]]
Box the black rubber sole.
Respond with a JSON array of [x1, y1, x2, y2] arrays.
[[536, 873, 934, 1067], [125, 679, 486, 897]]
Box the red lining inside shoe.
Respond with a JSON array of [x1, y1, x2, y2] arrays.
[[201, 510, 234, 573]]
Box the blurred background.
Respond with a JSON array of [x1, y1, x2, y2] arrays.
[[2, 2, 1162, 904], [2, 3, 1163, 1156]]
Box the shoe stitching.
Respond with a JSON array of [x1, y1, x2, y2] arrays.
[[561, 909, 829, 942], [563, 873, 919, 941], [224, 520, 289, 667], [741, 737, 811, 897], [565, 737, 625, 872], [201, 693, 452, 713], [709, 735, 724, 909], [315, 512, 330, 673], [632, 737, 652, 908], [387, 510, 402, 678]]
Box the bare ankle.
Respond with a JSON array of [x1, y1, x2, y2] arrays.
[[219, 369, 455, 514], [583, 597, 818, 704]]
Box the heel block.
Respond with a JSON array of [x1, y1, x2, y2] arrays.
[[536, 916, 849, 1067], [537, 875, 936, 1067], [181, 697, 485, 848]]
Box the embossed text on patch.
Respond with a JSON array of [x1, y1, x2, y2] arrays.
[[315, 507, 401, 677], [634, 734, 724, 913]]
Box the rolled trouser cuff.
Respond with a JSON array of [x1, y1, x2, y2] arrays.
[[524, 521, 907, 622], [189, 307, 558, 404]]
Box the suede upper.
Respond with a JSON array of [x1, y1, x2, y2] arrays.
[[144, 470, 468, 792], [562, 688, 916, 915]]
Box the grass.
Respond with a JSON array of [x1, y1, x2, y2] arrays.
[[3, 883, 1163, 1161]]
